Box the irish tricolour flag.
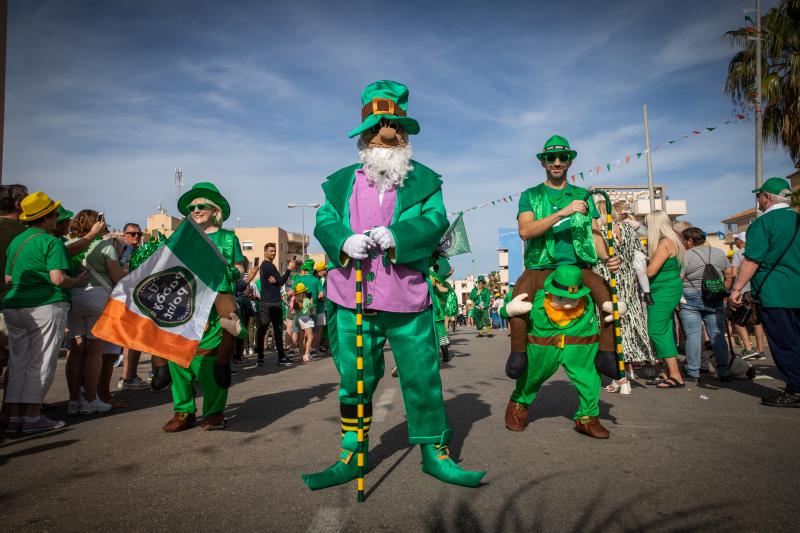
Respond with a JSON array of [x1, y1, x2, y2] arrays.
[[92, 219, 227, 368]]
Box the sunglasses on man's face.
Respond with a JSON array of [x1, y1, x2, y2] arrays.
[[544, 153, 571, 163], [188, 203, 212, 212], [125, 231, 143, 237]]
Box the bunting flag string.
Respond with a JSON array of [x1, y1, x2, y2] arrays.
[[447, 113, 749, 216]]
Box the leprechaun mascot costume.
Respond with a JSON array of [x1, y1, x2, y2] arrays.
[[158, 182, 246, 431], [302, 80, 486, 490], [505, 265, 609, 438], [470, 276, 491, 337]]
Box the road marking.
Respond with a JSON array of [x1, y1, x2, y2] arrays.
[[373, 388, 397, 422], [307, 507, 344, 533]]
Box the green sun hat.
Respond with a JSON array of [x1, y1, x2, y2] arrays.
[[57, 206, 74, 223], [536, 135, 578, 161], [544, 265, 590, 299], [301, 258, 316, 272], [348, 80, 421, 139], [752, 177, 792, 196], [178, 182, 231, 221]]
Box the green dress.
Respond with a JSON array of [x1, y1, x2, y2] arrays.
[[647, 256, 683, 359]]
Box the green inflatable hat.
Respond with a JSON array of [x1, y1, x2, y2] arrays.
[[544, 265, 590, 299], [348, 80, 420, 138], [57, 206, 74, 223], [536, 135, 578, 162], [301, 259, 316, 271], [178, 182, 231, 221], [752, 177, 792, 196]]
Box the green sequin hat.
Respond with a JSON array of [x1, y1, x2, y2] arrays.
[[536, 135, 578, 161], [301, 259, 316, 272], [57, 206, 74, 223], [348, 80, 420, 138], [544, 265, 590, 299], [178, 182, 231, 221]]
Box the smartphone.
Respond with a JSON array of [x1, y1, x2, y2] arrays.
[[97, 212, 105, 222], [253, 257, 260, 267]]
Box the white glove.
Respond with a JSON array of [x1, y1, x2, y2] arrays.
[[369, 226, 395, 251], [601, 301, 628, 323], [219, 312, 243, 336], [633, 250, 648, 273], [504, 293, 532, 317], [342, 234, 374, 260]]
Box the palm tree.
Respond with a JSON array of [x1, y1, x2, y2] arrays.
[[487, 271, 501, 294], [723, 0, 800, 166]]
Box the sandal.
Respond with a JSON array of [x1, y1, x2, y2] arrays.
[[656, 377, 685, 389], [646, 374, 668, 386], [605, 380, 631, 394]]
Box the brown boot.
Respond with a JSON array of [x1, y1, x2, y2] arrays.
[[574, 416, 610, 439], [201, 413, 226, 431], [162, 412, 196, 433], [504, 400, 529, 431]]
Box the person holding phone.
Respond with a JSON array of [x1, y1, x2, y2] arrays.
[[256, 243, 298, 366]]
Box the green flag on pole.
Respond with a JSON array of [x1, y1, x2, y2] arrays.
[[439, 212, 471, 257]]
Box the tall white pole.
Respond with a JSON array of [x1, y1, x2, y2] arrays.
[[301, 206, 306, 258], [643, 105, 656, 212], [754, 0, 763, 191]]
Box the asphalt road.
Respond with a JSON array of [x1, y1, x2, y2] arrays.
[[1, 327, 797, 532]]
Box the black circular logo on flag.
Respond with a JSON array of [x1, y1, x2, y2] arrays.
[[133, 266, 197, 327]]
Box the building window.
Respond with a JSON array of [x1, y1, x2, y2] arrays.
[[242, 240, 254, 251]]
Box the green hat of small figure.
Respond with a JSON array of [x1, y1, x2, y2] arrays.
[[752, 177, 792, 196], [435, 257, 453, 278], [348, 80, 421, 138], [57, 206, 74, 223], [477, 275, 486, 283], [536, 135, 578, 161], [178, 182, 231, 221], [301, 259, 316, 272], [544, 265, 590, 299]]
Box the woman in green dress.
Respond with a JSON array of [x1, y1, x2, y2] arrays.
[[644, 210, 686, 388]]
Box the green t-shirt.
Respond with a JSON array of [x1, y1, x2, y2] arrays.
[[65, 237, 119, 289], [3, 228, 71, 309], [517, 184, 600, 269], [744, 207, 800, 308], [295, 273, 321, 313]]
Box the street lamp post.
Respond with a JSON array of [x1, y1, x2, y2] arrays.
[[287, 202, 321, 258]]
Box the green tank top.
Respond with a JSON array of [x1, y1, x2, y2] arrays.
[[650, 256, 682, 289]]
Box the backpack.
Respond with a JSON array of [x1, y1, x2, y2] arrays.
[[691, 248, 727, 304]]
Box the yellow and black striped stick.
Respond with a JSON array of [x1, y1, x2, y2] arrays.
[[585, 189, 625, 380], [354, 259, 366, 502]]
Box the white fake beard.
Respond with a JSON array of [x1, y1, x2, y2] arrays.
[[357, 140, 413, 193]]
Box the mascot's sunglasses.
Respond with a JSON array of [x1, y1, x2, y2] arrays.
[[187, 203, 212, 212], [544, 153, 572, 163]]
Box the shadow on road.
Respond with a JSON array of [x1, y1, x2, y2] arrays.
[[525, 380, 617, 426], [223, 382, 337, 433]]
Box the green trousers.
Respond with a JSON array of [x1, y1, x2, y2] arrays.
[[473, 308, 490, 329], [510, 344, 600, 419], [328, 302, 448, 444], [168, 356, 227, 417]]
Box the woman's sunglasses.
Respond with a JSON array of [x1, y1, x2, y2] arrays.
[[188, 203, 212, 212], [544, 153, 572, 163]]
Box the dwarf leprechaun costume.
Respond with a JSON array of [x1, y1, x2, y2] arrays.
[[470, 276, 491, 337], [505, 265, 609, 439], [302, 80, 485, 491]]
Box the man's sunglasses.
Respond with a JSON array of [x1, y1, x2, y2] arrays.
[[544, 153, 572, 163], [125, 231, 143, 237], [188, 203, 212, 212]]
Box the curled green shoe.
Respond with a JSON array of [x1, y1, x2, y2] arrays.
[[301, 432, 368, 490], [420, 443, 486, 487]]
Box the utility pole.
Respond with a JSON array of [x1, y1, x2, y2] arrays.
[[174, 168, 184, 208], [287, 202, 320, 258], [643, 104, 656, 212], [754, 0, 763, 192]]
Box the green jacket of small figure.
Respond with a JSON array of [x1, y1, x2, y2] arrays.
[[528, 290, 597, 340], [520, 183, 597, 269], [470, 287, 491, 312], [314, 161, 448, 274]]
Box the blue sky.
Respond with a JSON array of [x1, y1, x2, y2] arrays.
[[4, 0, 793, 276]]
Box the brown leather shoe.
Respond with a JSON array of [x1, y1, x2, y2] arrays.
[[162, 412, 196, 433], [505, 400, 529, 431], [574, 416, 610, 439], [201, 413, 226, 431]]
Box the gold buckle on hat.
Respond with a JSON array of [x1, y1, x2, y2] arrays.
[[569, 285, 578, 294], [372, 98, 396, 116]]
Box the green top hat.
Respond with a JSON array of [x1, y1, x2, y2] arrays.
[[348, 80, 421, 138], [435, 257, 453, 277], [752, 177, 792, 196], [544, 265, 590, 299], [178, 182, 231, 221], [57, 206, 74, 223], [476, 275, 486, 283], [301, 258, 316, 272], [536, 135, 578, 161]]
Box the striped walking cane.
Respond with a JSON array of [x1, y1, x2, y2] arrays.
[[584, 189, 625, 380], [354, 259, 367, 502]]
